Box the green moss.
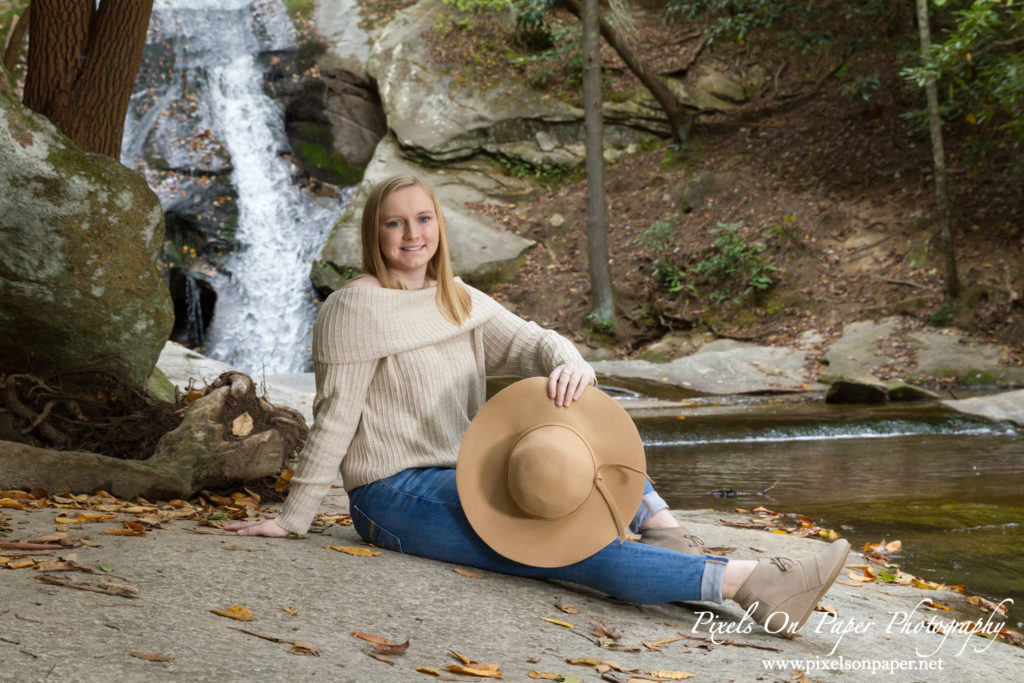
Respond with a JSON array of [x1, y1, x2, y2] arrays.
[[282, 0, 314, 21], [294, 139, 363, 186]]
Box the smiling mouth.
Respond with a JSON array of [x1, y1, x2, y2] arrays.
[[401, 245, 426, 252]]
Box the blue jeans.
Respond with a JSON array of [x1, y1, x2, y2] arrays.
[[349, 467, 726, 605]]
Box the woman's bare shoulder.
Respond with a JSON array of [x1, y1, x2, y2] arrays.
[[342, 275, 382, 289]]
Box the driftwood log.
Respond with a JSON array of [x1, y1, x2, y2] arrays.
[[0, 372, 306, 499]]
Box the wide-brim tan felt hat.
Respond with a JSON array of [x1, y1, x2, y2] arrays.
[[456, 376, 647, 568]]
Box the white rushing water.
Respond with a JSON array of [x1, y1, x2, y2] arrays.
[[126, 0, 344, 373]]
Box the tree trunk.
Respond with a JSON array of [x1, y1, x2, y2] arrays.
[[582, 0, 616, 333], [2, 4, 30, 73], [23, 0, 153, 159], [561, 0, 690, 145], [915, 0, 960, 300]]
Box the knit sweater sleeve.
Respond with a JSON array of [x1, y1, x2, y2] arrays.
[[274, 358, 376, 534], [478, 304, 593, 378]]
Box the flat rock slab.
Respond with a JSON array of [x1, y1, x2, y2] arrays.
[[1, 506, 1019, 681], [594, 341, 823, 394], [823, 318, 1024, 385], [943, 389, 1024, 427]]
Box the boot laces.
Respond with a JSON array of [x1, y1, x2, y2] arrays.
[[770, 557, 796, 571]]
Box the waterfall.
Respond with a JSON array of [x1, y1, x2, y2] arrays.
[[124, 0, 346, 374]]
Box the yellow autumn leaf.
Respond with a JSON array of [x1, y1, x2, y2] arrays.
[[325, 545, 380, 557], [0, 498, 27, 510], [540, 617, 574, 629], [566, 657, 603, 666], [210, 605, 255, 622], [555, 603, 580, 615], [529, 672, 561, 679], [912, 578, 941, 590], [7, 560, 35, 569], [645, 671, 696, 680], [446, 665, 503, 678], [283, 607, 300, 616], [232, 412, 254, 436], [966, 112, 977, 124]]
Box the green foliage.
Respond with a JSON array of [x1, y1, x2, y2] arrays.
[[586, 311, 616, 335], [900, 0, 1024, 167], [841, 72, 881, 101], [511, 23, 584, 88], [444, 0, 512, 13], [493, 155, 569, 183], [636, 220, 691, 294], [692, 221, 776, 305], [513, 0, 557, 51]]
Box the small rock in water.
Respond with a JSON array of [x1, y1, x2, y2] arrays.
[[825, 378, 888, 404]]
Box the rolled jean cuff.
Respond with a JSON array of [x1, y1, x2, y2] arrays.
[[629, 482, 669, 533], [700, 556, 728, 603]]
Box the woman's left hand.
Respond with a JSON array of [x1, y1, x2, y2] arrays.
[[547, 364, 596, 407]]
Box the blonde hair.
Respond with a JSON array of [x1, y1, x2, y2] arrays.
[[359, 175, 472, 325]]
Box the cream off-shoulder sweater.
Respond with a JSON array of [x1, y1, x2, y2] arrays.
[[274, 280, 594, 534]]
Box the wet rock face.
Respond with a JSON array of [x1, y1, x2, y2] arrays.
[[0, 64, 173, 386]]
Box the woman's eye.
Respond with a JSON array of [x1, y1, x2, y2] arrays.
[[418, 215, 432, 223], [386, 220, 403, 228]]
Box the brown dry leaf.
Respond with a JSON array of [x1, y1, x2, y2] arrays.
[[645, 671, 696, 680], [449, 650, 501, 672], [102, 528, 147, 537], [131, 651, 174, 663], [566, 657, 603, 667], [966, 595, 1009, 614], [453, 567, 483, 579], [325, 545, 380, 557], [282, 607, 300, 616], [529, 672, 561, 680], [540, 616, 574, 629], [26, 532, 69, 544], [364, 650, 395, 665], [210, 605, 255, 622], [37, 574, 138, 597], [55, 513, 117, 524], [353, 631, 392, 647], [814, 604, 838, 616], [374, 640, 410, 656], [649, 637, 684, 647], [0, 490, 34, 499], [0, 498, 27, 510], [7, 559, 35, 569], [555, 603, 580, 614], [287, 642, 319, 656], [34, 558, 92, 573], [416, 666, 442, 676], [998, 629, 1024, 646], [232, 412, 254, 436], [183, 389, 204, 405], [704, 546, 736, 555], [446, 664, 503, 678], [592, 620, 619, 640]]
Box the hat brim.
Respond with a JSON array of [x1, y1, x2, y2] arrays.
[[457, 377, 646, 568]]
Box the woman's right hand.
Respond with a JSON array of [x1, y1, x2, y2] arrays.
[[223, 519, 290, 537]]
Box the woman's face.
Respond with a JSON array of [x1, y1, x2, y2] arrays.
[[377, 185, 440, 287]]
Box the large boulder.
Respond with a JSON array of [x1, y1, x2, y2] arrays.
[[0, 64, 173, 386], [366, 0, 652, 166]]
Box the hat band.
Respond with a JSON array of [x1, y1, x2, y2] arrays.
[[594, 462, 653, 544]]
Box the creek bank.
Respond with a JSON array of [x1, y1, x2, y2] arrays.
[[155, 342, 1024, 428], [1, 505, 1020, 681]]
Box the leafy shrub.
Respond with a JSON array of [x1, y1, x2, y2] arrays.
[[692, 221, 776, 305]]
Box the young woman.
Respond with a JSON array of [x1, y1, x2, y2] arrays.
[[226, 175, 849, 638]]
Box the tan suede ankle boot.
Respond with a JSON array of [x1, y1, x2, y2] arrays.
[[733, 539, 850, 638]]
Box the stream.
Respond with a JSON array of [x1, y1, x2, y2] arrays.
[[626, 389, 1024, 628]]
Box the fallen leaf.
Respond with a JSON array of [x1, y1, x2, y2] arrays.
[[645, 671, 696, 680], [966, 595, 1009, 614], [454, 567, 482, 579], [540, 617, 574, 629], [566, 657, 602, 666], [287, 642, 319, 656], [232, 412, 254, 436], [210, 605, 255, 622], [374, 640, 410, 656], [283, 607, 300, 616], [814, 604, 838, 616], [102, 528, 147, 537], [416, 666, 442, 676], [0, 498, 27, 510], [529, 672, 561, 679], [556, 603, 580, 614], [34, 558, 91, 573], [7, 559, 35, 569], [325, 545, 380, 557], [353, 631, 392, 646], [131, 651, 173, 662], [649, 637, 684, 647], [923, 600, 952, 611], [37, 574, 138, 597], [274, 469, 295, 493], [446, 664, 503, 678]]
